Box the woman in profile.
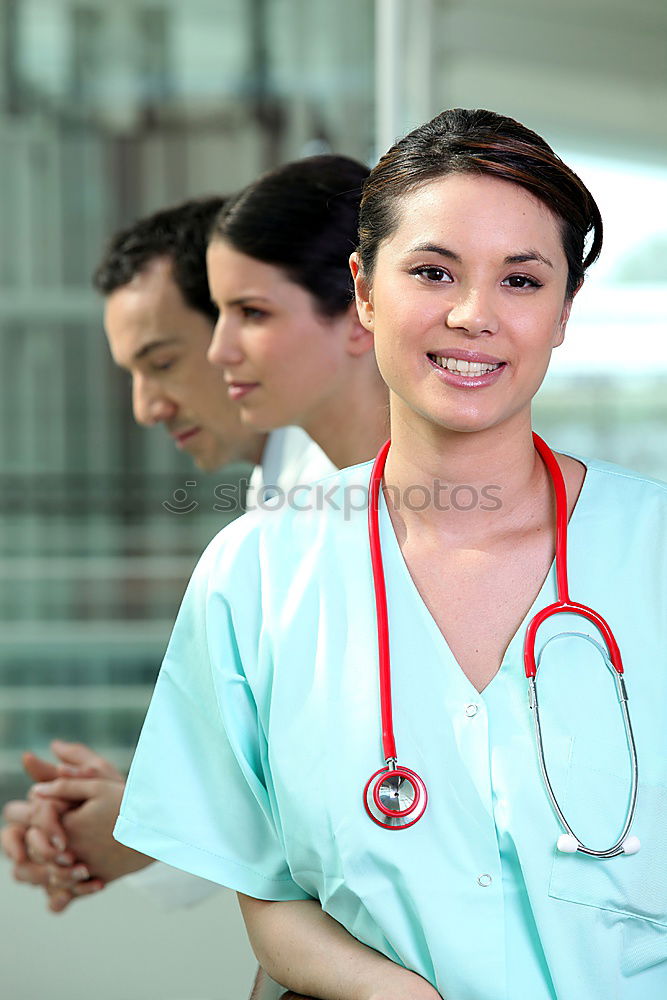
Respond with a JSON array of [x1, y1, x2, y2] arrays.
[[115, 110, 667, 999], [205, 153, 389, 476]]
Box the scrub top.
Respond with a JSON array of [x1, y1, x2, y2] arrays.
[[116, 454, 667, 1000], [122, 425, 334, 918]]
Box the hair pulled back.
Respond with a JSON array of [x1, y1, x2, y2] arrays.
[[359, 109, 602, 300], [212, 155, 369, 317]]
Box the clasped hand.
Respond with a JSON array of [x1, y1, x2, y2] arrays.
[[1, 740, 151, 912]]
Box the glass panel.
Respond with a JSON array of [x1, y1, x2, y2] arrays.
[[536, 154, 667, 477]]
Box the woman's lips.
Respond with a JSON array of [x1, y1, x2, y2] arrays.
[[227, 382, 260, 401], [427, 354, 507, 388]]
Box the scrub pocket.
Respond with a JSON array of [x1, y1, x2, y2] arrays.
[[548, 739, 667, 973]]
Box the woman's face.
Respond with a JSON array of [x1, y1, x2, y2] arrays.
[[206, 239, 351, 432], [352, 172, 573, 438]]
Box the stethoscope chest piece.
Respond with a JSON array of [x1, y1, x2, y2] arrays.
[[364, 765, 428, 829]]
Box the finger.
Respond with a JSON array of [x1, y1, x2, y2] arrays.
[[27, 787, 70, 813], [71, 877, 105, 897], [13, 861, 51, 887], [52, 850, 77, 866], [22, 752, 59, 783], [32, 777, 102, 803], [47, 880, 104, 911], [48, 888, 74, 913], [2, 799, 33, 825], [1, 823, 29, 864], [25, 799, 70, 852], [25, 825, 58, 864], [50, 741, 123, 781], [45, 845, 79, 872], [47, 862, 90, 889], [55, 764, 100, 779]]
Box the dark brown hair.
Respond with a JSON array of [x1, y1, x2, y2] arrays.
[[212, 155, 369, 317], [358, 108, 602, 299], [93, 197, 226, 321]]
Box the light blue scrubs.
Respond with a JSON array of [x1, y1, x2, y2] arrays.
[[116, 455, 667, 999]]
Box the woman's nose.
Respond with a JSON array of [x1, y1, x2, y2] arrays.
[[207, 315, 244, 369], [445, 286, 499, 337]]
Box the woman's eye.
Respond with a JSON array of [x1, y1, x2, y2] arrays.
[[411, 265, 452, 283], [501, 274, 542, 289], [151, 359, 176, 372], [241, 305, 268, 320]]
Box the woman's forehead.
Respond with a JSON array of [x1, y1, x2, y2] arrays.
[[382, 173, 565, 258]]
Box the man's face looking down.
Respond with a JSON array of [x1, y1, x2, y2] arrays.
[[104, 256, 261, 472]]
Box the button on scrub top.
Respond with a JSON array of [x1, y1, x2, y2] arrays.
[[116, 456, 667, 999]]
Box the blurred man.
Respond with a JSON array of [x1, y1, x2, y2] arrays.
[[98, 197, 264, 472]]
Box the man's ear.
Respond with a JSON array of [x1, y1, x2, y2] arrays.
[[349, 252, 374, 332], [554, 281, 581, 348]]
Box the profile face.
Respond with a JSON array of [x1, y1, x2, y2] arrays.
[[206, 239, 350, 433], [104, 257, 254, 472], [353, 172, 573, 438]]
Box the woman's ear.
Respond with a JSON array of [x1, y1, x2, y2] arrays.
[[554, 281, 581, 348], [349, 252, 375, 332]]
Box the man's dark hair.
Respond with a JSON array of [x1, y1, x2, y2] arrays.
[[93, 197, 226, 321]]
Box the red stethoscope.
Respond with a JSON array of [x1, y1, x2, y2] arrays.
[[363, 434, 640, 858]]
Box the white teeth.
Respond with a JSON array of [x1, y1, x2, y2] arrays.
[[433, 355, 501, 377]]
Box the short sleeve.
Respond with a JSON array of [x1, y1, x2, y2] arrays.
[[114, 515, 311, 902]]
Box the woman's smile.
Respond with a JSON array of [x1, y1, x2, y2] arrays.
[[426, 346, 507, 388]]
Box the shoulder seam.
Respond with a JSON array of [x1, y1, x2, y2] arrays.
[[591, 464, 667, 496]]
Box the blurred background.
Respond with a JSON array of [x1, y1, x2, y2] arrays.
[[0, 0, 665, 997]]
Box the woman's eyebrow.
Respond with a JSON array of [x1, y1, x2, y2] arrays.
[[407, 243, 461, 261], [226, 295, 272, 307], [504, 250, 554, 268]]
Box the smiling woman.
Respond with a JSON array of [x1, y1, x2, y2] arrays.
[[115, 110, 667, 1000]]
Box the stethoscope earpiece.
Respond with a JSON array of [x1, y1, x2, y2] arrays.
[[556, 833, 579, 853], [622, 835, 641, 855]]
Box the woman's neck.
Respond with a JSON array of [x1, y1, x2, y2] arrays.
[[383, 403, 549, 545], [304, 361, 389, 470]]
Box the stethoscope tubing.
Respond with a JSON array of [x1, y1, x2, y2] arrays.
[[529, 671, 639, 858], [368, 438, 396, 765], [365, 434, 640, 855]]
